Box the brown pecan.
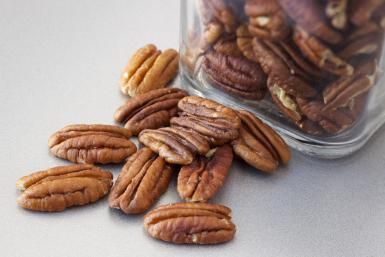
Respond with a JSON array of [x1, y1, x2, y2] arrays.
[[323, 60, 377, 111], [108, 148, 172, 214], [278, 0, 342, 44], [16, 164, 112, 212], [202, 50, 267, 100], [120, 44, 179, 97], [245, 0, 291, 40], [48, 124, 137, 164], [171, 96, 241, 145], [177, 145, 233, 202], [144, 202, 236, 244], [213, 34, 243, 56], [138, 127, 210, 165], [350, 0, 385, 26], [293, 27, 354, 76], [338, 32, 383, 60], [114, 88, 188, 135], [198, 0, 238, 33], [236, 24, 258, 61], [326, 0, 348, 30]]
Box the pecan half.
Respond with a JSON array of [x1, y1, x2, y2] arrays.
[[278, 0, 342, 44], [120, 44, 179, 97], [108, 147, 172, 214], [16, 164, 112, 212], [48, 124, 137, 164], [293, 27, 354, 76], [350, 0, 385, 26], [138, 127, 210, 165], [236, 24, 258, 61], [198, 0, 238, 33], [114, 88, 188, 135], [178, 145, 233, 202], [144, 202, 236, 244], [338, 31, 383, 60], [202, 50, 267, 100], [326, 0, 348, 30], [171, 96, 241, 145], [213, 34, 243, 57], [245, 0, 291, 40]]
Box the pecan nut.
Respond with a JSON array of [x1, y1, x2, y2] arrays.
[[213, 34, 243, 57], [326, 0, 348, 30], [278, 0, 342, 44], [338, 32, 383, 60], [120, 44, 179, 97], [16, 164, 112, 212], [350, 0, 385, 26], [138, 127, 210, 165], [198, 0, 238, 33], [202, 50, 267, 100], [232, 110, 290, 172], [108, 147, 172, 214], [245, 0, 291, 40], [48, 124, 137, 164], [170, 96, 241, 145], [293, 27, 354, 76], [177, 145, 233, 202], [144, 202, 236, 244], [114, 88, 188, 135]]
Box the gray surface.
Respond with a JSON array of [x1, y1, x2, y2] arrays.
[[1, 1, 385, 256]]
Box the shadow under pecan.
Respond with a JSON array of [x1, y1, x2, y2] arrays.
[[16, 164, 112, 212], [171, 96, 241, 145], [245, 0, 291, 40], [120, 44, 179, 97], [108, 147, 172, 214], [178, 145, 233, 202], [350, 0, 385, 26], [278, 0, 343, 44], [48, 124, 137, 164], [144, 202, 236, 244], [138, 127, 210, 165], [293, 27, 354, 77], [114, 88, 188, 135], [232, 110, 290, 172], [326, 0, 348, 30], [202, 50, 267, 100]]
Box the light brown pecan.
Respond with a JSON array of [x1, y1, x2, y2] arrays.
[[323, 60, 377, 111], [171, 96, 241, 145], [245, 0, 291, 40], [16, 164, 112, 212], [236, 24, 258, 61], [293, 27, 354, 76], [144, 202, 236, 244], [108, 147, 172, 214], [120, 44, 179, 97], [202, 50, 267, 100], [326, 0, 348, 30], [350, 0, 385, 26], [138, 127, 210, 165], [278, 0, 342, 44], [114, 88, 188, 135], [48, 124, 137, 164], [177, 145, 233, 202]]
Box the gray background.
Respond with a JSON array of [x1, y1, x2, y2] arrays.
[[1, 1, 385, 256]]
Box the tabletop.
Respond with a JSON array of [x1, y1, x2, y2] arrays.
[[1, 1, 385, 257]]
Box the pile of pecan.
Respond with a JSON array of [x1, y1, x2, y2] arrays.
[[16, 43, 291, 245], [188, 0, 384, 135]]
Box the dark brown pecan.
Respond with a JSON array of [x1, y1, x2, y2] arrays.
[[350, 0, 385, 26], [202, 50, 267, 100], [245, 0, 291, 40], [138, 127, 210, 165], [16, 164, 112, 212], [293, 27, 354, 76], [278, 0, 342, 44], [114, 88, 188, 135], [144, 202, 236, 244], [338, 31, 383, 60], [198, 0, 238, 33], [108, 147, 172, 214], [326, 0, 348, 30], [323, 60, 377, 111], [171, 96, 241, 145], [177, 145, 233, 202], [48, 124, 137, 164]]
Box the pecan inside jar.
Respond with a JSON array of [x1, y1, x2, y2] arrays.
[[16, 164, 113, 212], [144, 202, 236, 244], [177, 145, 233, 202]]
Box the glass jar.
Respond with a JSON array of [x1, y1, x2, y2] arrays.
[[179, 0, 385, 158]]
